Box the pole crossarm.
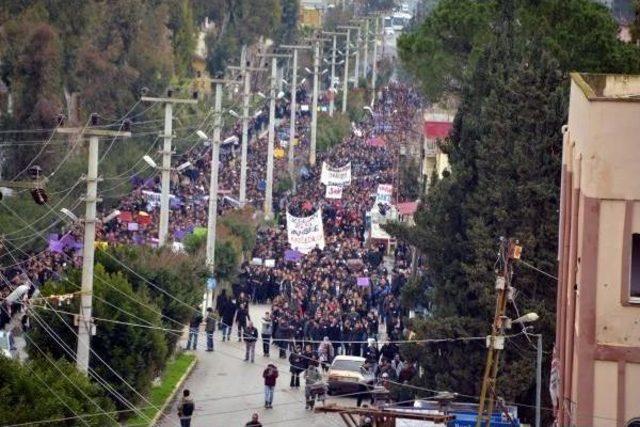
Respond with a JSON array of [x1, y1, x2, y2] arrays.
[[140, 96, 198, 105], [56, 128, 132, 138], [227, 66, 268, 73], [258, 53, 293, 58], [0, 179, 48, 190], [314, 404, 454, 424], [279, 45, 312, 50], [322, 31, 348, 36]]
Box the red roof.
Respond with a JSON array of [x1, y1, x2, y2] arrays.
[[424, 121, 452, 139], [395, 201, 418, 216]]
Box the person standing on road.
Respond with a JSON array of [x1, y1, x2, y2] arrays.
[[288, 345, 304, 387], [261, 311, 273, 357], [185, 308, 203, 351], [236, 302, 250, 342], [245, 413, 263, 427], [177, 389, 195, 427], [205, 307, 216, 352], [262, 363, 278, 408], [221, 298, 237, 342], [244, 321, 258, 363]]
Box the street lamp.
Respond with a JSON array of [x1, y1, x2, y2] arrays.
[[142, 155, 158, 169]]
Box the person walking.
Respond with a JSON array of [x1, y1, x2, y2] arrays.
[[262, 363, 278, 408], [288, 345, 304, 387], [244, 321, 258, 363], [185, 308, 203, 351], [317, 336, 334, 373], [205, 307, 216, 352], [245, 413, 263, 427], [177, 389, 195, 427], [221, 298, 237, 342], [236, 302, 250, 342], [261, 311, 273, 357], [303, 360, 323, 410]]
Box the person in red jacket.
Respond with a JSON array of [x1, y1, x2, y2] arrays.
[[262, 364, 279, 408]]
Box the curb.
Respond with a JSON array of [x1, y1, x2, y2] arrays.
[[149, 355, 198, 427]]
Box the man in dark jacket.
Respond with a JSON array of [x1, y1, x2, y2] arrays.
[[205, 307, 216, 352], [244, 321, 259, 363], [177, 389, 195, 427], [186, 308, 203, 351], [288, 346, 304, 387], [221, 298, 237, 342], [236, 302, 250, 342]]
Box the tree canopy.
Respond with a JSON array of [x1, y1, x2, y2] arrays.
[[393, 0, 640, 423]]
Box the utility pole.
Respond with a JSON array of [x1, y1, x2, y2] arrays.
[[259, 52, 291, 219], [228, 59, 266, 207], [371, 16, 379, 108], [535, 333, 542, 427], [352, 25, 361, 86], [476, 238, 520, 427], [310, 39, 320, 166], [362, 18, 369, 79], [142, 91, 197, 246], [323, 32, 347, 118], [57, 115, 130, 374], [204, 81, 223, 311], [337, 27, 351, 113], [280, 44, 311, 194]]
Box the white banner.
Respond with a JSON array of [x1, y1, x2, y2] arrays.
[[321, 162, 352, 187], [375, 184, 393, 206], [368, 203, 398, 240], [286, 210, 325, 254], [325, 185, 343, 199]]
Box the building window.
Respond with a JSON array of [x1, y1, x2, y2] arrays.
[[631, 234, 640, 302], [626, 418, 640, 427]]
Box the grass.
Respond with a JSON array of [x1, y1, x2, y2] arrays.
[[126, 352, 196, 426]]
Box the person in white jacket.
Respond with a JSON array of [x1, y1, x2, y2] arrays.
[[317, 336, 334, 372]]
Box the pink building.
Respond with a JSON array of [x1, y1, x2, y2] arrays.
[[556, 73, 640, 427]]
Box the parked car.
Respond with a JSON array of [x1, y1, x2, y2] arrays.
[[327, 355, 375, 396]]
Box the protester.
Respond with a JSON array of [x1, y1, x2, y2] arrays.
[[260, 311, 273, 357], [205, 307, 216, 352], [288, 345, 304, 387], [185, 309, 202, 351], [262, 363, 279, 408], [244, 321, 258, 363], [177, 389, 195, 427], [245, 413, 263, 427]]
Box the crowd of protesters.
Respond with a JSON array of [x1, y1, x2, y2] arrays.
[[1, 82, 424, 409]]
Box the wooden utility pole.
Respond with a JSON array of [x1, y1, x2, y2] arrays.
[[476, 238, 521, 426], [141, 91, 197, 246], [56, 115, 131, 374]]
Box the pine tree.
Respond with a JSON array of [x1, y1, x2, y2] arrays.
[[393, 2, 566, 422]]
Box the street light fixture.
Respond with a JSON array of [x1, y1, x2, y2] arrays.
[[143, 155, 158, 169], [228, 110, 240, 119]]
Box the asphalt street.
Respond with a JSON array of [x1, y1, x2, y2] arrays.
[[157, 303, 354, 427]]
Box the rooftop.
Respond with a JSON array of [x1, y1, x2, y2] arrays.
[[571, 72, 640, 102]]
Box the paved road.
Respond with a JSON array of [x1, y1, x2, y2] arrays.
[[157, 303, 353, 427]]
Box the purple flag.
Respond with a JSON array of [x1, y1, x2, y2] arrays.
[[284, 250, 303, 262], [48, 240, 64, 253], [357, 277, 370, 287]]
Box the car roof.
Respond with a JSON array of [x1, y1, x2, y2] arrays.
[[333, 355, 365, 362]]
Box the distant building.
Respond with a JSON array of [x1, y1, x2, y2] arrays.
[[595, 0, 635, 41], [555, 73, 640, 427], [421, 110, 453, 193]]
